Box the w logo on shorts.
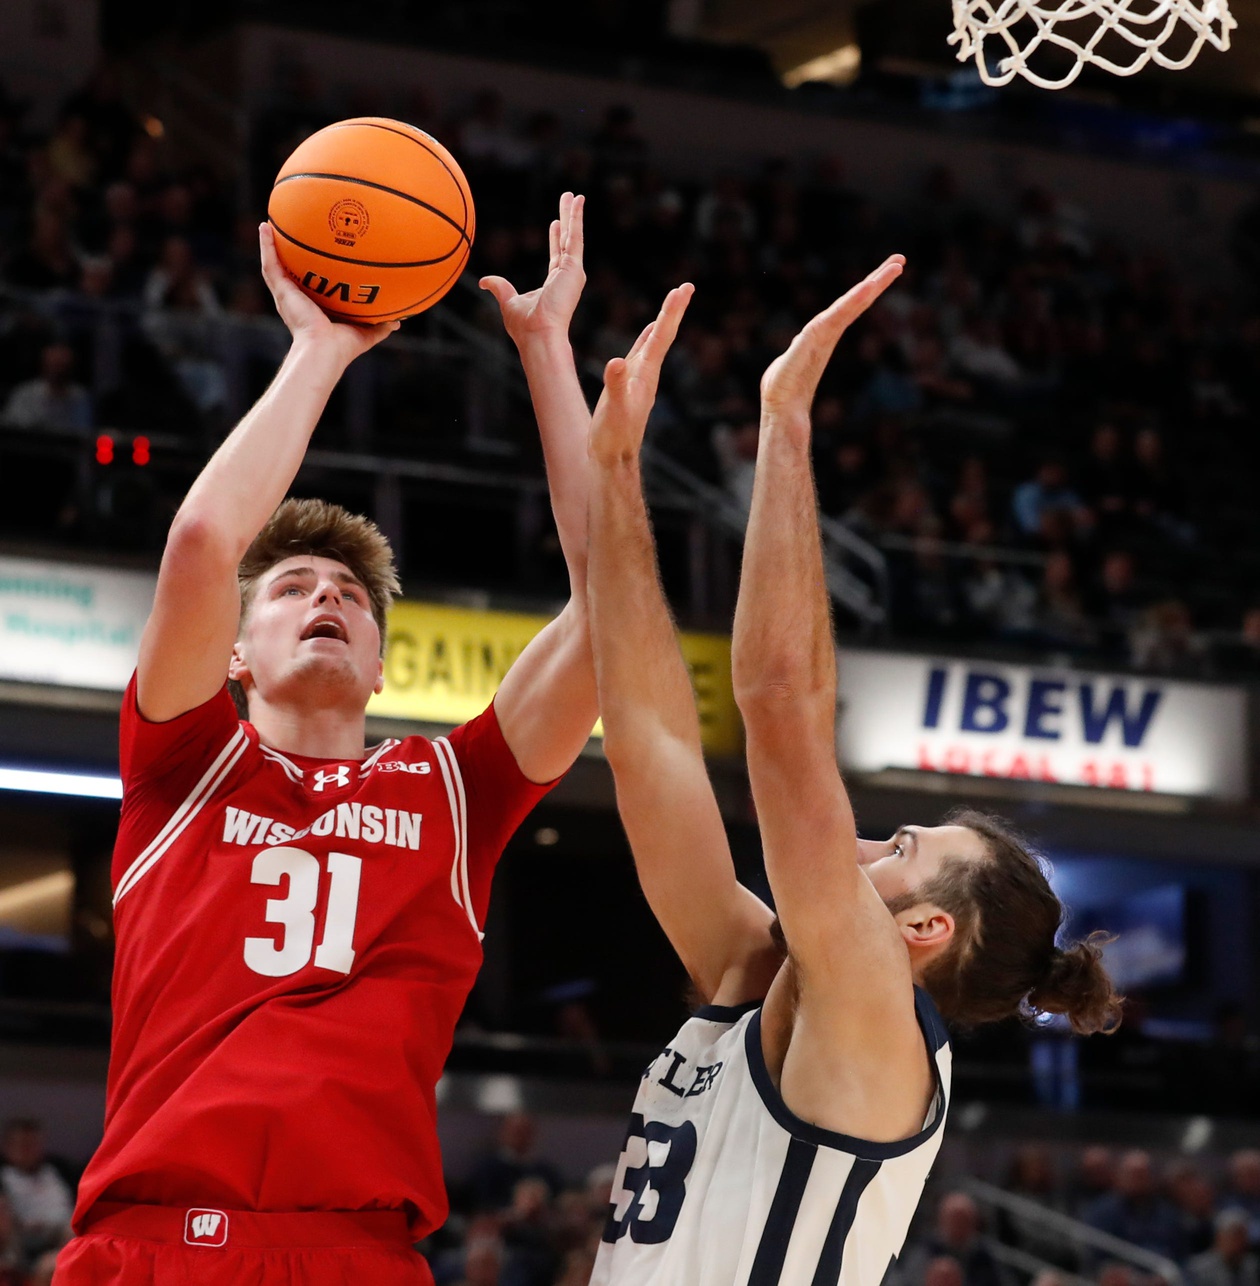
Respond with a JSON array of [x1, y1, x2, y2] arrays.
[[184, 1209, 229, 1247]]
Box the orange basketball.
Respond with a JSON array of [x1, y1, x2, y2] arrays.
[[267, 117, 475, 324]]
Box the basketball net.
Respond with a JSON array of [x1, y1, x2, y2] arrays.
[[949, 0, 1235, 88]]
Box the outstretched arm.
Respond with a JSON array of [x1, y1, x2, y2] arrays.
[[734, 257, 935, 1139], [480, 194, 598, 783], [137, 225, 397, 723], [590, 285, 781, 1005]]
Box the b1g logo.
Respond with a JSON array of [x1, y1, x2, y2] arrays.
[[377, 760, 432, 775], [184, 1208, 229, 1247], [328, 198, 369, 245]]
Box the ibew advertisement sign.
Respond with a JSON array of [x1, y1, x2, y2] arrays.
[[837, 649, 1247, 800], [0, 556, 155, 690]]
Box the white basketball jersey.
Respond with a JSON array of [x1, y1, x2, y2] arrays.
[[590, 988, 951, 1286]]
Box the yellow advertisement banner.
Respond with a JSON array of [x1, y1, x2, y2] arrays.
[[369, 600, 742, 757]]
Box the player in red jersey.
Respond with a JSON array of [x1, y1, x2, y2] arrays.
[[54, 196, 602, 1286]]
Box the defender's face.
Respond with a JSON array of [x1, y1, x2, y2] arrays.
[[857, 824, 989, 906], [231, 555, 383, 710]]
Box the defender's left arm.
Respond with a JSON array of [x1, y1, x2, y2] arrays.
[[481, 194, 598, 783], [733, 258, 935, 1140]]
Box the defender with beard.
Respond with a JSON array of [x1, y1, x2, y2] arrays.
[[56, 198, 596, 1286], [586, 258, 1122, 1286]]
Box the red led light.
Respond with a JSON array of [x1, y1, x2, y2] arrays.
[[132, 436, 150, 466], [95, 435, 114, 465]]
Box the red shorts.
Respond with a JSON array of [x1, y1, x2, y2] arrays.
[[53, 1203, 435, 1286]]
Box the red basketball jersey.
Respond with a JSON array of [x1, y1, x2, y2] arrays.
[[73, 678, 555, 1238]]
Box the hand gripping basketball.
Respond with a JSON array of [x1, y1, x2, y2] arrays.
[[259, 223, 399, 362]]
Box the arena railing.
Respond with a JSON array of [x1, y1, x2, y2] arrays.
[[0, 282, 892, 629], [961, 1177, 1185, 1285]]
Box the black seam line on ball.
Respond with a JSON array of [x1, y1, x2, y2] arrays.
[[268, 217, 463, 269], [273, 169, 470, 243], [327, 120, 470, 228], [314, 246, 471, 321]]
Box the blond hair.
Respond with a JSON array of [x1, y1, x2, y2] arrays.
[[228, 498, 400, 714]]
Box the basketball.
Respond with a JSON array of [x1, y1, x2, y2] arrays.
[[267, 117, 475, 324]]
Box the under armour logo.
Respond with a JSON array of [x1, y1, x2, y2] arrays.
[[184, 1209, 228, 1247], [312, 765, 351, 792]]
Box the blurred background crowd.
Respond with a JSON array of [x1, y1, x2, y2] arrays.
[[6, 1107, 1260, 1286], [3, 58, 1260, 670]]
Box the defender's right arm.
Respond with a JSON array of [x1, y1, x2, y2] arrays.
[[589, 285, 780, 1005], [136, 225, 398, 723]]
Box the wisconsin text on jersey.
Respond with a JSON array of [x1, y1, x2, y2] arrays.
[[222, 803, 425, 851]]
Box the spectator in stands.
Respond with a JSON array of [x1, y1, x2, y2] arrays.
[[143, 234, 220, 313], [1221, 1151, 1260, 1245], [449, 1227, 505, 1286], [1079, 423, 1130, 530], [999, 1146, 1076, 1269], [7, 208, 79, 291], [1213, 609, 1260, 677], [1130, 427, 1190, 542], [904, 1192, 1006, 1286], [1186, 1209, 1259, 1286], [499, 1177, 560, 1286], [962, 551, 1038, 638], [0, 1195, 24, 1286], [554, 1246, 598, 1286], [711, 414, 759, 521], [1129, 598, 1205, 675], [1082, 1149, 1184, 1263], [924, 1256, 969, 1286], [1095, 1263, 1139, 1286], [2, 341, 92, 431], [467, 1114, 562, 1213], [1011, 460, 1092, 542], [1168, 1161, 1218, 1258], [1091, 550, 1146, 655], [1034, 551, 1096, 651], [29, 1251, 59, 1285], [0, 1119, 73, 1266]]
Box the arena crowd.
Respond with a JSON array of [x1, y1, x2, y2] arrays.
[[1, 62, 1259, 673], [7, 1107, 1260, 1286]]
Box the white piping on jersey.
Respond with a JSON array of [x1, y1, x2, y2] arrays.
[[259, 739, 402, 782], [113, 727, 249, 905], [360, 739, 399, 773], [433, 737, 480, 941], [258, 744, 303, 782]]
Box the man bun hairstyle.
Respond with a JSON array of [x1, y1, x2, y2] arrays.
[[912, 808, 1124, 1036], [229, 498, 401, 715]]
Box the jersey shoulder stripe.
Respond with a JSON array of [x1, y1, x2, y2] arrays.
[[114, 726, 249, 905], [812, 1156, 882, 1284], [432, 736, 476, 939], [748, 1137, 818, 1286]]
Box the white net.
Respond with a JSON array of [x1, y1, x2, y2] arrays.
[[949, 0, 1235, 88]]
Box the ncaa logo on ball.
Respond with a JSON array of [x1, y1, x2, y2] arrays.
[[328, 198, 369, 246]]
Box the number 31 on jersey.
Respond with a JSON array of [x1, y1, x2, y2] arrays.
[[244, 846, 362, 979]]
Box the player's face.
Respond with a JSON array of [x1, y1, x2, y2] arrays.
[[856, 824, 988, 906], [232, 555, 383, 710]]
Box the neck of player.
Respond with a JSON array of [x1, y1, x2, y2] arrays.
[[246, 692, 369, 761]]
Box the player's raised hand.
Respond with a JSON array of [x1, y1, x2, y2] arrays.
[[760, 255, 904, 422], [480, 192, 586, 343], [259, 223, 399, 365], [590, 282, 694, 465]]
